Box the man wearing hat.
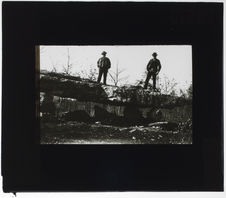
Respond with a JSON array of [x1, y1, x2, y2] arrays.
[[97, 51, 111, 85], [144, 52, 162, 90]]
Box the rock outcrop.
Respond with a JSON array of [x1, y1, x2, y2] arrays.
[[39, 71, 192, 126]]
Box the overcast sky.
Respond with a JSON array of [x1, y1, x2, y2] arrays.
[[40, 45, 192, 91]]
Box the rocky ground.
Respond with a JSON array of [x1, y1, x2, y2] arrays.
[[40, 121, 192, 144]]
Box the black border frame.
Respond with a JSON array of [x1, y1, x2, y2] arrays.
[[2, 2, 223, 192]]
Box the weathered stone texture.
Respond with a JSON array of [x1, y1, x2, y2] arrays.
[[39, 71, 192, 125]]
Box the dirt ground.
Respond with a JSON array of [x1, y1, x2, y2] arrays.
[[40, 121, 192, 144]]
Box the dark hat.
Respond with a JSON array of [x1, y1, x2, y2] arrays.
[[152, 52, 157, 56], [101, 51, 107, 55]]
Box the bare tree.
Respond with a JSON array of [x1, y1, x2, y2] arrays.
[[49, 56, 58, 73], [87, 67, 98, 81], [79, 66, 98, 81], [62, 48, 73, 75], [109, 62, 129, 86], [179, 83, 192, 99], [159, 74, 178, 95]]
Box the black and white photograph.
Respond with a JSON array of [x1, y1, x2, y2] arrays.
[[38, 45, 192, 144], [2, 1, 223, 193]]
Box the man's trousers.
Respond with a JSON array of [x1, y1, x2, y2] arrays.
[[97, 68, 108, 85], [144, 72, 156, 89]]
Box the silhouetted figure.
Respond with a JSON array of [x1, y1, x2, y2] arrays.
[[144, 52, 162, 90], [97, 51, 111, 85]]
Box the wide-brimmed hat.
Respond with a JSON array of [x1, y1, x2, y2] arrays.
[[101, 51, 107, 55], [152, 52, 157, 56]]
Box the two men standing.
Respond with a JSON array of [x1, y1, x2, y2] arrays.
[[97, 51, 111, 85], [97, 51, 161, 90]]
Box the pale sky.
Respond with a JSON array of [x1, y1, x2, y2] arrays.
[[40, 45, 192, 91]]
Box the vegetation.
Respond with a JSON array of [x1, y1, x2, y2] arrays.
[[108, 63, 129, 86], [39, 70, 192, 144], [62, 48, 73, 75]]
